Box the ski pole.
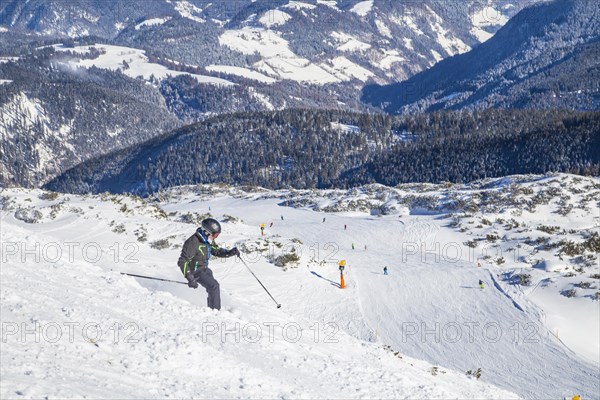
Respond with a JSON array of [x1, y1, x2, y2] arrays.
[[120, 272, 187, 285], [238, 256, 282, 309]]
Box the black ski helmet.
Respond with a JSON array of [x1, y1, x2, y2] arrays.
[[201, 218, 221, 236]]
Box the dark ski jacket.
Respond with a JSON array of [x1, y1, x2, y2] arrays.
[[177, 230, 236, 275]]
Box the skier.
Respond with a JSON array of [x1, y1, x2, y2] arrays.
[[269, 222, 273, 228], [479, 279, 484, 289], [352, 242, 355, 250], [281, 215, 284, 221], [177, 218, 240, 310], [344, 224, 347, 230], [323, 217, 326, 223], [383, 266, 388, 275]]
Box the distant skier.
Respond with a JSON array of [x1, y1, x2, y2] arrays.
[[323, 217, 326, 223], [270, 222, 273, 228], [479, 279, 484, 289], [352, 242, 355, 250], [177, 218, 240, 310], [383, 266, 388, 275], [344, 224, 347, 230], [281, 215, 284, 221]]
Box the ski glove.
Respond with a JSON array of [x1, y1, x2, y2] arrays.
[[228, 247, 241, 257], [185, 272, 199, 289]]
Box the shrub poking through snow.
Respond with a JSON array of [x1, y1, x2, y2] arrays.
[[466, 368, 482, 379], [150, 239, 170, 250], [269, 251, 300, 269], [486, 233, 500, 242], [537, 225, 561, 234], [516, 273, 532, 286], [222, 214, 242, 223], [39, 191, 60, 201], [179, 212, 211, 225], [112, 223, 126, 234], [14, 208, 43, 223]]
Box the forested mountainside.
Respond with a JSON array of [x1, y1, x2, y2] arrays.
[[362, 0, 600, 113], [45, 108, 600, 195]]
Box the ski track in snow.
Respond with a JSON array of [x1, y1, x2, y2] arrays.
[[350, 218, 597, 399]]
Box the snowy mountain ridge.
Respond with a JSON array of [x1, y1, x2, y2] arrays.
[[2, 172, 598, 398], [1, 0, 538, 85], [362, 0, 600, 112], [2, 0, 575, 192]]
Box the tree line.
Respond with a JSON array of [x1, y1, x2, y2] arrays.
[[45, 108, 600, 195]]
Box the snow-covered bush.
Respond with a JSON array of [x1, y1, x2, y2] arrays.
[[537, 225, 561, 234], [112, 223, 126, 234], [0, 195, 15, 211], [464, 240, 478, 248], [135, 228, 148, 243], [222, 214, 242, 223], [119, 204, 132, 215], [179, 212, 211, 225], [150, 239, 170, 250], [486, 233, 500, 242], [576, 281, 593, 289], [585, 232, 600, 253], [559, 240, 584, 257], [14, 208, 43, 223], [269, 251, 300, 269], [49, 203, 64, 219], [39, 191, 60, 201], [466, 368, 482, 380], [516, 273, 532, 286]]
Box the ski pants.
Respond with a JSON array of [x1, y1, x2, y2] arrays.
[[193, 267, 221, 310]]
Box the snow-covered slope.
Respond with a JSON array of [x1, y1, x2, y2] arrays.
[[362, 0, 600, 113], [53, 44, 234, 86], [1, 0, 540, 87], [219, 28, 341, 84], [2, 198, 515, 399], [1, 173, 598, 398]]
